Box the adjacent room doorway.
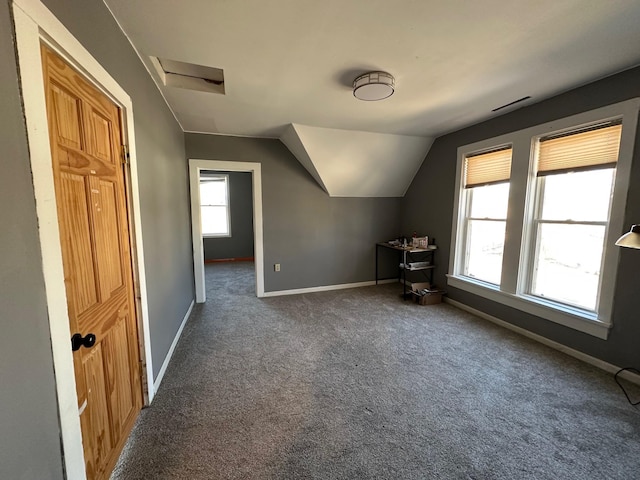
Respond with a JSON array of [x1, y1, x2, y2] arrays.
[[189, 160, 265, 301], [200, 171, 255, 264]]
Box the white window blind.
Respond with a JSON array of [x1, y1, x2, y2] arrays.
[[537, 122, 622, 176], [464, 147, 512, 188]]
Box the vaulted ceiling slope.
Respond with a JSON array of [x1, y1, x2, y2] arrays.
[[104, 0, 640, 196], [281, 125, 433, 197]]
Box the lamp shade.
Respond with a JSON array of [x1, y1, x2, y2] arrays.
[[615, 225, 640, 249]]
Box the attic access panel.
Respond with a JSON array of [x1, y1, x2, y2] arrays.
[[151, 57, 225, 95]]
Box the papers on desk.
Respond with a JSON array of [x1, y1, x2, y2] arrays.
[[386, 241, 436, 250]]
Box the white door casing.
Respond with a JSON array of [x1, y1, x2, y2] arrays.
[[189, 159, 265, 301]]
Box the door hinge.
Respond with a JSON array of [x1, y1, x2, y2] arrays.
[[121, 144, 130, 165]]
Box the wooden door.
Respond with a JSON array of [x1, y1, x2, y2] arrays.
[[41, 45, 143, 480]]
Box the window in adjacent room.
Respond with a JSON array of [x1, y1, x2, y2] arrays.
[[448, 99, 639, 338], [461, 147, 512, 285], [200, 174, 230, 237]]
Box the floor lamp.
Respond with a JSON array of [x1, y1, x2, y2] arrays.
[[615, 224, 640, 249], [613, 225, 640, 405]]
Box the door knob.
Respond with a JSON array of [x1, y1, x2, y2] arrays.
[[71, 333, 96, 351]]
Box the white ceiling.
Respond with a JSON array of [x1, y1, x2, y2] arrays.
[[104, 0, 640, 195]]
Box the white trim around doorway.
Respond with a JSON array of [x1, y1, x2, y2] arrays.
[[189, 159, 265, 300], [12, 1, 155, 478]]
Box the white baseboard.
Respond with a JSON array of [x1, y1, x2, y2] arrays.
[[153, 299, 194, 394], [444, 298, 640, 386], [263, 279, 397, 297]]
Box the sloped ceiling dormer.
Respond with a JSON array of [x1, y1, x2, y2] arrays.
[[281, 124, 433, 197]]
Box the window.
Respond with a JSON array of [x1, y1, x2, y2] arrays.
[[200, 174, 230, 237], [527, 124, 621, 311], [449, 99, 639, 339], [461, 148, 512, 285]]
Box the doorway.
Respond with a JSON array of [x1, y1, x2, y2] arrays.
[[200, 171, 254, 262], [189, 160, 265, 300]]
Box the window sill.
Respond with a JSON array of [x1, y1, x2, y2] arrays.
[[446, 274, 611, 339], [203, 234, 232, 238]]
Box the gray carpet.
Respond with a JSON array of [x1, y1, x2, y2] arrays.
[[112, 262, 640, 479]]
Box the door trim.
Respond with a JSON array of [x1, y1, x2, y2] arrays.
[[189, 159, 265, 300], [12, 1, 155, 478]]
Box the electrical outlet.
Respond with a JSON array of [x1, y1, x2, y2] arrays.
[[274, 263, 280, 272]]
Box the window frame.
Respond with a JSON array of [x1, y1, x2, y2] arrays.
[[525, 169, 614, 312], [448, 99, 640, 339], [199, 173, 231, 238]]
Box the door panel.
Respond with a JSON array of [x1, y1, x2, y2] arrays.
[[51, 83, 83, 150], [86, 107, 114, 164], [104, 316, 136, 440], [94, 179, 125, 297], [60, 171, 99, 314], [42, 44, 142, 480], [82, 345, 112, 476]]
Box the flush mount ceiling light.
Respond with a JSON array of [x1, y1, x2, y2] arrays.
[[353, 71, 395, 101]]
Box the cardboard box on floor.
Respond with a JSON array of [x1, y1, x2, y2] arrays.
[[410, 282, 444, 305]]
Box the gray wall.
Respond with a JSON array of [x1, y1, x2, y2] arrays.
[[186, 135, 402, 292], [402, 66, 640, 368], [41, 0, 195, 379], [0, 2, 65, 478], [203, 171, 254, 261]]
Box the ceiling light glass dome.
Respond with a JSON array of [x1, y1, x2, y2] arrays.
[[353, 71, 395, 101]]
